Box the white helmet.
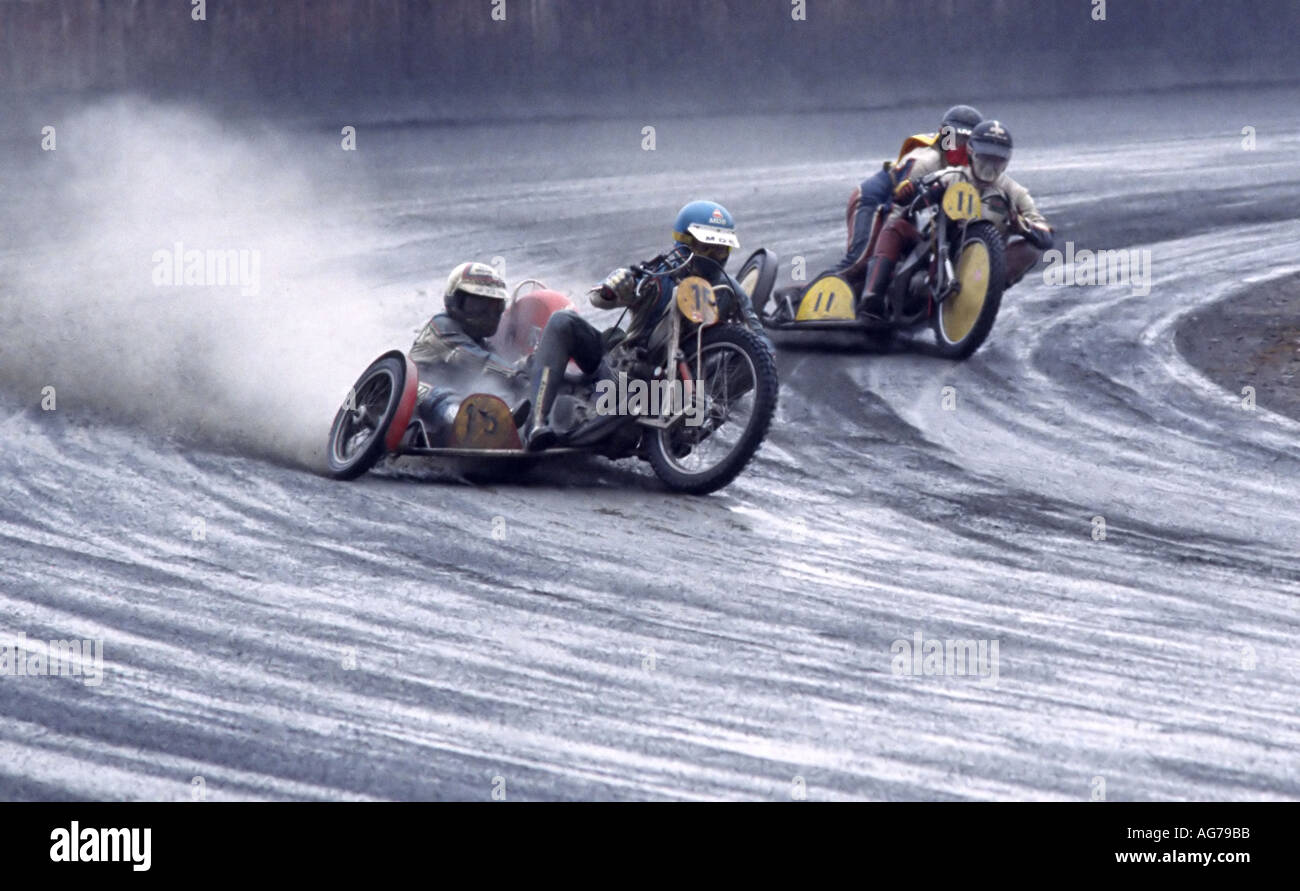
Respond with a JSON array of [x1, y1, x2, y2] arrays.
[[443, 261, 508, 338]]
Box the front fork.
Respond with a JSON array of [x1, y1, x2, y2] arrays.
[[642, 309, 705, 431], [931, 218, 968, 306]]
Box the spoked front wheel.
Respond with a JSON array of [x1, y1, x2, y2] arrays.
[[645, 325, 778, 495], [932, 220, 1007, 360]]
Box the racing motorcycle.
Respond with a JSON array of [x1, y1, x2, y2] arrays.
[[325, 262, 779, 495], [755, 170, 1009, 360]]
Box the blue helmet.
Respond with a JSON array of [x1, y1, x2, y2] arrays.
[[672, 201, 740, 260]]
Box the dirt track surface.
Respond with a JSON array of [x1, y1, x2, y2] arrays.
[[1, 87, 1298, 800], [1177, 273, 1300, 424]]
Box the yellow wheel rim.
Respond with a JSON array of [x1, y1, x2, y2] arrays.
[[940, 241, 990, 343], [739, 267, 759, 296]]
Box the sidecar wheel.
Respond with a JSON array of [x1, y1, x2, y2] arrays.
[[326, 355, 409, 480], [736, 248, 779, 320]]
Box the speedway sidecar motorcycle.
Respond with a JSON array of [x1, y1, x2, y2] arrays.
[[324, 272, 778, 495], [754, 174, 1009, 360]]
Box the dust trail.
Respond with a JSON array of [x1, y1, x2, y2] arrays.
[[0, 98, 398, 469]]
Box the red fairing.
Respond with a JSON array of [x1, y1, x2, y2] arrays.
[[385, 355, 421, 452], [491, 290, 576, 361]]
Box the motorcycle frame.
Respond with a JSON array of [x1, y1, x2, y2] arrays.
[[888, 173, 973, 327], [633, 251, 742, 431]]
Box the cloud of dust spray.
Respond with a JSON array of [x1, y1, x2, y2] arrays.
[[0, 99, 404, 471]]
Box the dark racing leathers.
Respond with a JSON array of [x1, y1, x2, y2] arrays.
[[865, 168, 1051, 307], [832, 167, 894, 284], [829, 135, 946, 286], [408, 313, 522, 445], [525, 246, 768, 444], [524, 308, 609, 445]]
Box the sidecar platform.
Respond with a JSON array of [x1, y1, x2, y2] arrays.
[[394, 393, 594, 460], [761, 273, 900, 333], [400, 446, 585, 459], [763, 318, 887, 332]]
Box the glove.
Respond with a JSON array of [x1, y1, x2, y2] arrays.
[[1023, 222, 1054, 251], [892, 179, 918, 204], [905, 180, 945, 215], [598, 267, 636, 306], [920, 181, 946, 206]]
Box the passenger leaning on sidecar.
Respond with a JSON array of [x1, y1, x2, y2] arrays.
[[857, 119, 1055, 321], [409, 261, 526, 442], [520, 201, 768, 451], [829, 104, 984, 286]]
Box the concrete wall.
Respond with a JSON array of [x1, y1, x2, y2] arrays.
[[1, 0, 1294, 114]]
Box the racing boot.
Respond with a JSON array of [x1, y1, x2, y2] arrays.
[[510, 398, 532, 432], [856, 257, 893, 322], [522, 421, 558, 453], [522, 366, 560, 452]]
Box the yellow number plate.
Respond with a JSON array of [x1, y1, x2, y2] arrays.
[[795, 275, 856, 321], [452, 394, 522, 450], [942, 181, 982, 221], [676, 276, 719, 325]]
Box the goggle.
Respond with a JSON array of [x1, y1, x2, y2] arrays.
[[694, 242, 732, 263], [458, 292, 505, 319], [971, 154, 1008, 182]]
